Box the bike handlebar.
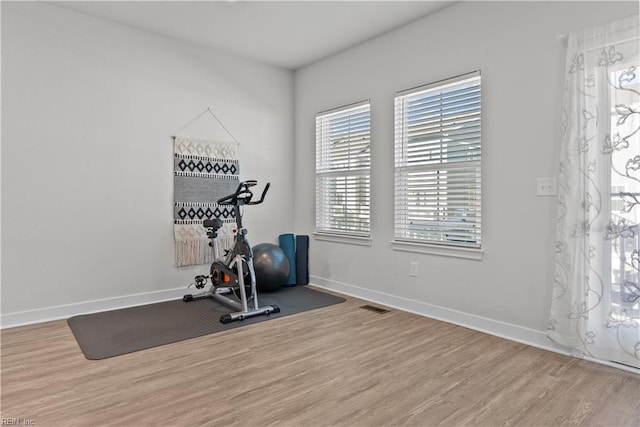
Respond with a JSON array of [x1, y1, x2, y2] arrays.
[[216, 180, 270, 206], [253, 182, 270, 205]]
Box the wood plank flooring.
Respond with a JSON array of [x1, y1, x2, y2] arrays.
[[2, 288, 639, 426]]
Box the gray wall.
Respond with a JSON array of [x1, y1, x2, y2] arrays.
[[1, 2, 294, 315], [293, 1, 638, 334], [2, 1, 637, 335]]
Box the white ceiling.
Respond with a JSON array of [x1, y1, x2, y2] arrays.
[[52, 1, 455, 70]]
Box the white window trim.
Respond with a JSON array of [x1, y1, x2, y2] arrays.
[[315, 100, 372, 239], [390, 239, 483, 260], [314, 232, 372, 246], [393, 71, 482, 258]]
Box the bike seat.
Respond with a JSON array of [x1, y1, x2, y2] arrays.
[[203, 218, 224, 230]]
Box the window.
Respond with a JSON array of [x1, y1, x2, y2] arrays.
[[315, 101, 371, 239], [608, 63, 639, 320], [394, 71, 481, 250]]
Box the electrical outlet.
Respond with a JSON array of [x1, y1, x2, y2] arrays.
[[536, 177, 557, 196], [410, 262, 418, 277]]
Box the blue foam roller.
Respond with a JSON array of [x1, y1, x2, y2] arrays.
[[295, 235, 309, 286], [279, 233, 297, 286]]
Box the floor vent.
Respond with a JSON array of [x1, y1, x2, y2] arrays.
[[360, 305, 390, 314]]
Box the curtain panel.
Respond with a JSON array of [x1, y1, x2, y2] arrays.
[[548, 15, 640, 369]]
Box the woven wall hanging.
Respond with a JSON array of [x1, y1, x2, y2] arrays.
[[173, 109, 240, 266]]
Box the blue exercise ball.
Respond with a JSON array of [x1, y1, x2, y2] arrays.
[[252, 243, 290, 292]]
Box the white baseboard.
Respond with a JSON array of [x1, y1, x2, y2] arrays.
[[310, 275, 568, 355], [311, 275, 640, 375], [1, 287, 186, 329]]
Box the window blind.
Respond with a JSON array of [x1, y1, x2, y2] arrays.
[[316, 101, 371, 236], [394, 72, 481, 247]]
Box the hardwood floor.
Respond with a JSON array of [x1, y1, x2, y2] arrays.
[[2, 288, 639, 426]]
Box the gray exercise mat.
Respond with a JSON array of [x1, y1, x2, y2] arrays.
[[67, 286, 345, 360]]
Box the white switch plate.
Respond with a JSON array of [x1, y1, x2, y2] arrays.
[[409, 262, 418, 277], [537, 177, 557, 196]]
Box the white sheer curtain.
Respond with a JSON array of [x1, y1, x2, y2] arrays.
[[548, 15, 640, 369]]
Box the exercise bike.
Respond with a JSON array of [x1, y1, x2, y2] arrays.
[[183, 180, 280, 324]]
